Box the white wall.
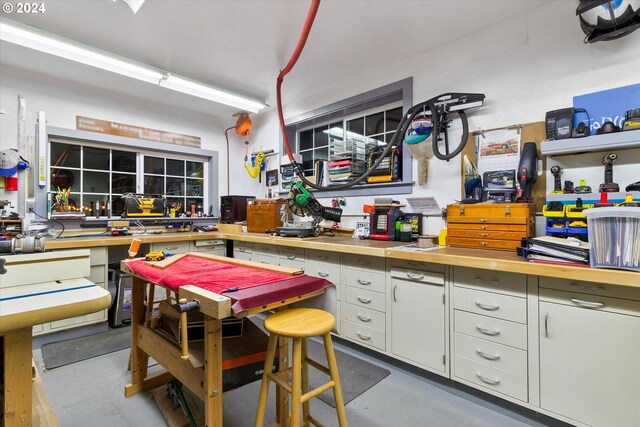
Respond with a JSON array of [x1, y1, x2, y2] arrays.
[[243, 1, 640, 235], [0, 65, 229, 216]]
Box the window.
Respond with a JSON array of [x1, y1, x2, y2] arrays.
[[49, 140, 206, 218], [284, 78, 413, 197]]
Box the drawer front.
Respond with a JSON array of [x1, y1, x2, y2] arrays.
[[454, 333, 527, 376], [538, 276, 640, 302], [344, 268, 385, 293], [343, 320, 385, 351], [254, 243, 278, 255], [447, 237, 520, 251], [539, 288, 640, 317], [0, 251, 90, 287], [279, 246, 305, 257], [252, 253, 278, 265], [454, 310, 527, 350], [345, 286, 385, 312], [344, 303, 386, 332], [453, 267, 526, 296], [447, 229, 527, 240], [278, 258, 305, 271], [89, 265, 106, 285], [233, 251, 253, 261], [344, 254, 385, 273], [279, 249, 305, 263], [234, 241, 253, 252], [389, 268, 445, 286], [307, 249, 341, 265], [448, 223, 528, 232], [89, 247, 108, 265], [453, 287, 527, 324], [193, 239, 225, 247], [307, 260, 341, 284], [390, 258, 445, 274], [194, 247, 226, 257], [151, 241, 191, 254], [453, 355, 527, 402]]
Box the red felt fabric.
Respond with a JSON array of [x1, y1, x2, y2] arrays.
[[126, 256, 292, 294]]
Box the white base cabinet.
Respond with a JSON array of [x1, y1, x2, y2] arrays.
[[539, 290, 640, 427]]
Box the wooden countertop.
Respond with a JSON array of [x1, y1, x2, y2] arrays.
[[45, 231, 638, 288]]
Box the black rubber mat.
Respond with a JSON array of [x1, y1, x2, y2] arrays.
[[41, 327, 131, 370]]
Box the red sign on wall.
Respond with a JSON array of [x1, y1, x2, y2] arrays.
[[76, 116, 201, 148]]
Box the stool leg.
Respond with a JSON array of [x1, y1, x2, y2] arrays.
[[291, 337, 302, 427], [255, 333, 279, 427], [301, 338, 310, 427], [323, 333, 348, 427]]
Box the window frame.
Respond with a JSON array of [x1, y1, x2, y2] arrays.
[[283, 78, 414, 198], [37, 126, 218, 220]]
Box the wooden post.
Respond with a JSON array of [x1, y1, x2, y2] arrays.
[[204, 316, 223, 427], [2, 327, 33, 427], [125, 276, 150, 397]]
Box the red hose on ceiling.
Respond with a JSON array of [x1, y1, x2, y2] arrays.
[[276, 0, 321, 163]]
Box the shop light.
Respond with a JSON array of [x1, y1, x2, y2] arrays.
[[0, 19, 266, 113]]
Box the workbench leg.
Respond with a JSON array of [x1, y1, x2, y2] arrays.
[[275, 333, 290, 427], [2, 328, 33, 427], [127, 277, 150, 396], [204, 316, 223, 427]]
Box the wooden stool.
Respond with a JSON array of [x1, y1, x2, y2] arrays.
[[255, 308, 348, 427]]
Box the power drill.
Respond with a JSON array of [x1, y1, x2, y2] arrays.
[[599, 153, 619, 193], [550, 165, 563, 194]]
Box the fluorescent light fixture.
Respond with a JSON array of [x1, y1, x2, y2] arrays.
[[323, 127, 385, 145], [0, 18, 266, 112]]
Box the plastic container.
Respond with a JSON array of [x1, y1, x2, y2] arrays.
[[584, 207, 640, 272]]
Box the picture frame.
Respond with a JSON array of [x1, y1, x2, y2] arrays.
[[403, 212, 423, 237], [266, 169, 279, 187]]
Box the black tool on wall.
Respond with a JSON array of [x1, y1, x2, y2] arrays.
[[516, 142, 538, 203], [550, 166, 563, 194], [599, 153, 620, 192]]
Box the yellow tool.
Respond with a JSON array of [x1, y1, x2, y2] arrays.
[[245, 151, 265, 179]]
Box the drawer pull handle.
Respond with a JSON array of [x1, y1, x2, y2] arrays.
[[357, 296, 372, 304], [476, 372, 501, 385], [356, 332, 371, 341], [165, 246, 178, 250], [318, 272, 329, 278], [357, 314, 371, 322], [480, 225, 488, 229], [476, 349, 501, 361], [319, 255, 329, 260], [407, 272, 424, 280], [393, 284, 398, 302], [480, 242, 488, 246], [570, 298, 604, 309], [570, 283, 605, 291], [238, 248, 247, 252], [287, 255, 297, 260], [357, 260, 370, 266], [544, 312, 549, 338], [475, 276, 499, 284], [479, 219, 488, 223], [357, 279, 371, 285], [260, 261, 269, 264], [475, 301, 500, 311], [476, 325, 500, 336], [479, 233, 489, 237]]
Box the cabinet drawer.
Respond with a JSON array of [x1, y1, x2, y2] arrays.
[[193, 239, 225, 247], [254, 243, 278, 255], [279, 246, 305, 257], [345, 286, 385, 312], [448, 223, 528, 232], [344, 303, 385, 332], [0, 250, 90, 287], [195, 247, 226, 257], [253, 253, 278, 265], [453, 267, 526, 296], [234, 241, 253, 252], [307, 249, 340, 264], [278, 258, 305, 271], [539, 288, 640, 317], [447, 237, 520, 251], [233, 251, 252, 261], [89, 265, 106, 285], [390, 258, 445, 274], [454, 310, 527, 350], [343, 320, 385, 351], [538, 276, 640, 302], [89, 247, 107, 265], [447, 229, 527, 240], [344, 268, 385, 293], [151, 241, 190, 254], [453, 287, 527, 324], [389, 268, 444, 286], [307, 260, 341, 284], [344, 254, 384, 273], [454, 333, 527, 376], [453, 355, 527, 402]]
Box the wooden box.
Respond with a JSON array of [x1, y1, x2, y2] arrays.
[[246, 199, 286, 233], [446, 203, 535, 251]]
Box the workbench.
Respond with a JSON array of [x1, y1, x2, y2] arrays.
[[120, 253, 331, 427], [0, 251, 111, 427]]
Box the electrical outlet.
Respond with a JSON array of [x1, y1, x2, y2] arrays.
[[26, 200, 35, 212]]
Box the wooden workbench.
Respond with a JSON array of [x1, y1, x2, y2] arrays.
[[46, 231, 638, 288]]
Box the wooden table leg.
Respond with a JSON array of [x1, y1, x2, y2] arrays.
[[204, 316, 223, 427], [2, 327, 33, 427], [125, 276, 150, 397], [275, 333, 290, 427]]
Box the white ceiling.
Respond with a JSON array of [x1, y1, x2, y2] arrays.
[[1, 0, 555, 119]]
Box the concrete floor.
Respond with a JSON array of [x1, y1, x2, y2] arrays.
[[32, 333, 569, 427]]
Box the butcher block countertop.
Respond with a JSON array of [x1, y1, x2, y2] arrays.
[[45, 231, 638, 288]]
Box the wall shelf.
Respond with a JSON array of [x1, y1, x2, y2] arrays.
[[541, 131, 640, 156]]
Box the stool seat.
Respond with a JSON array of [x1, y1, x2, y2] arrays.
[[264, 308, 335, 338]]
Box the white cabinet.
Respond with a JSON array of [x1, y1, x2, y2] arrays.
[[150, 241, 191, 255], [389, 261, 446, 374], [278, 246, 305, 270], [191, 239, 226, 257], [539, 287, 640, 427], [306, 249, 342, 334], [233, 241, 253, 261]]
